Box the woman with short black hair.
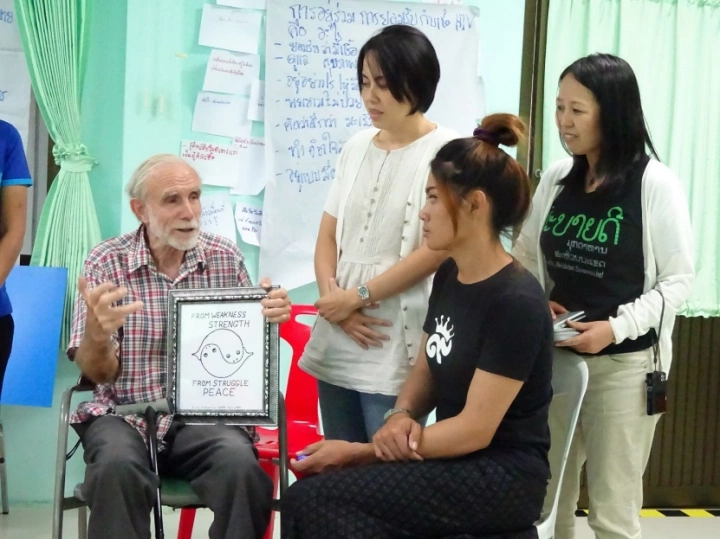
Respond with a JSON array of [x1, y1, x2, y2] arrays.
[[355, 23, 440, 116], [300, 25, 458, 442]]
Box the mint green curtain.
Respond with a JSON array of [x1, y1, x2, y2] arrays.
[[15, 0, 100, 342], [543, 0, 720, 317]]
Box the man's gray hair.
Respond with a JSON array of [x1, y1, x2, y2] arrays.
[[126, 154, 198, 201]]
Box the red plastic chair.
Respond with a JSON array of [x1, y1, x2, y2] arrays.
[[177, 305, 321, 539]]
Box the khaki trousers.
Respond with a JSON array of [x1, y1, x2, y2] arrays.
[[555, 349, 661, 539]]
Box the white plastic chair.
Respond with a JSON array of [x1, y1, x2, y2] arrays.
[[535, 349, 589, 539]]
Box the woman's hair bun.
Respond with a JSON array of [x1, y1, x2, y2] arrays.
[[473, 113, 525, 148]]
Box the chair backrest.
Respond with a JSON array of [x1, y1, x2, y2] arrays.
[[278, 304, 318, 425], [3, 265, 67, 406], [538, 349, 589, 529]]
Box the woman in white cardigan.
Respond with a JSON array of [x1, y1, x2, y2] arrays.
[[513, 54, 694, 539], [299, 25, 456, 442]]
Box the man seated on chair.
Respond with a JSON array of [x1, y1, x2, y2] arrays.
[[67, 154, 290, 539]]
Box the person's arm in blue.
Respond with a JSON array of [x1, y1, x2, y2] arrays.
[[0, 122, 32, 286]]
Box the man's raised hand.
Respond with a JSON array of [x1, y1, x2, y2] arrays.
[[78, 276, 144, 337]]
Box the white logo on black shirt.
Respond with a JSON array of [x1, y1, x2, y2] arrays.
[[426, 315, 455, 364]]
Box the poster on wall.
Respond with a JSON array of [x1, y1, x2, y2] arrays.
[[261, 0, 483, 290], [0, 0, 22, 51], [200, 192, 237, 243], [0, 0, 32, 148], [235, 202, 263, 246], [202, 49, 261, 95], [198, 3, 263, 54], [166, 287, 279, 425]]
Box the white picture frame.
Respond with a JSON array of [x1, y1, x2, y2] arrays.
[[166, 286, 279, 425]]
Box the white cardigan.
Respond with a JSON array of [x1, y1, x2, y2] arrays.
[[513, 157, 695, 373], [331, 125, 458, 364]]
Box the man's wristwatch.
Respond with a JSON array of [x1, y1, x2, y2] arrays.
[[383, 407, 411, 423], [357, 284, 371, 306]]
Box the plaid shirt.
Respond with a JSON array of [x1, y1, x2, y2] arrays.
[[68, 226, 257, 448]]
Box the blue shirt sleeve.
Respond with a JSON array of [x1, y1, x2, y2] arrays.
[[0, 120, 32, 188]]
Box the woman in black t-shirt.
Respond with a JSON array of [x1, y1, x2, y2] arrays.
[[281, 114, 554, 539], [514, 54, 694, 539]]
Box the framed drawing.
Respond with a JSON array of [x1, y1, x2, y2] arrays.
[[166, 286, 279, 425]]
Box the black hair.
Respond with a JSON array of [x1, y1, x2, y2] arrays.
[[357, 25, 440, 115], [558, 53, 659, 194], [430, 114, 531, 237]]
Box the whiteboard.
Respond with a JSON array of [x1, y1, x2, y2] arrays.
[[261, 0, 482, 289]]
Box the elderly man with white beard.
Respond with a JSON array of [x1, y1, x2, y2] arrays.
[[67, 154, 291, 539]]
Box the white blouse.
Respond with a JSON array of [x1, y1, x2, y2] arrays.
[[300, 129, 454, 395]]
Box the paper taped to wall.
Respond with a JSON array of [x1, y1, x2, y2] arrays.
[[235, 202, 263, 246], [181, 140, 241, 188], [198, 4, 262, 55], [192, 92, 251, 138], [201, 192, 237, 244], [203, 49, 261, 96], [230, 136, 266, 196]]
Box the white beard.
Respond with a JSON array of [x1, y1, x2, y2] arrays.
[[147, 208, 199, 251]]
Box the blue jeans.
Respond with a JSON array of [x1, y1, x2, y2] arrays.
[[317, 380, 399, 443]]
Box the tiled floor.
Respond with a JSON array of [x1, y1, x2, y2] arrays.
[[1, 506, 720, 538]]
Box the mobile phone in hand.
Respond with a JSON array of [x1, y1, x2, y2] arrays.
[[553, 310, 586, 331]]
